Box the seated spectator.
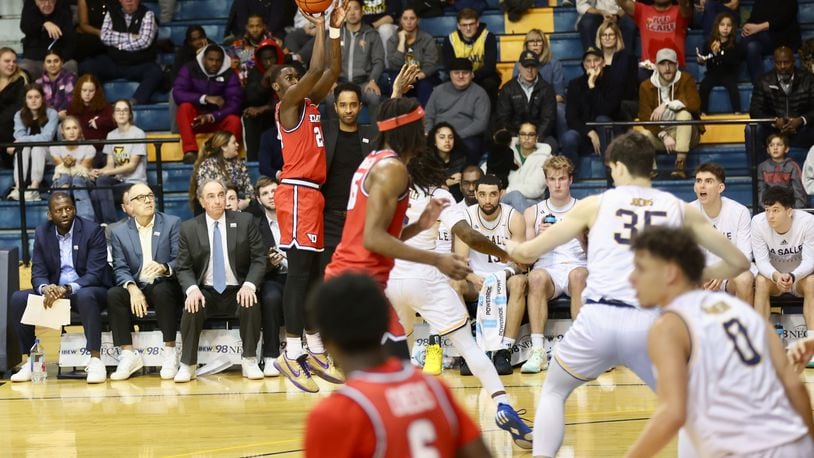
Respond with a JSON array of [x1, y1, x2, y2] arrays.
[[697, 0, 739, 40], [254, 176, 287, 377], [502, 121, 553, 212], [79, 0, 164, 105], [91, 99, 147, 223], [576, 0, 636, 51], [174, 178, 267, 382], [596, 21, 638, 121], [169, 25, 210, 134], [386, 7, 440, 106], [243, 40, 284, 161], [66, 74, 115, 167], [361, 0, 400, 65], [512, 30, 567, 140], [0, 48, 29, 169], [190, 131, 255, 214], [173, 44, 244, 164], [638, 48, 700, 179], [428, 122, 467, 202], [616, 0, 692, 73], [226, 14, 278, 86], [443, 8, 501, 107], [757, 134, 807, 208], [9, 84, 58, 201], [425, 58, 491, 165], [75, 0, 118, 62], [752, 186, 814, 325], [562, 47, 620, 167], [738, 0, 801, 85], [9, 192, 109, 384], [50, 116, 96, 221], [698, 12, 741, 114], [108, 183, 183, 381], [18, 0, 77, 77], [34, 50, 75, 121], [226, 0, 296, 40], [226, 184, 241, 212], [746, 47, 814, 166]]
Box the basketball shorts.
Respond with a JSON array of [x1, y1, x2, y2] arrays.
[[554, 302, 660, 388], [276, 181, 324, 251], [386, 272, 469, 337], [533, 264, 580, 298]]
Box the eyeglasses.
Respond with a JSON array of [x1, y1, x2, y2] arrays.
[[130, 193, 155, 203]]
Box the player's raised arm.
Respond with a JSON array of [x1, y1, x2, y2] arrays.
[[683, 204, 750, 280], [506, 195, 598, 264], [278, 12, 326, 123], [309, 0, 347, 104]]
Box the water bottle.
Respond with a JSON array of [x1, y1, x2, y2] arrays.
[[30, 338, 46, 384]]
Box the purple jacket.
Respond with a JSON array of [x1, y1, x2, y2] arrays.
[[172, 46, 243, 122], [36, 69, 76, 113]]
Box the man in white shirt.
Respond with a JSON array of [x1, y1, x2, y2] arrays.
[[752, 186, 814, 326], [691, 162, 755, 304]]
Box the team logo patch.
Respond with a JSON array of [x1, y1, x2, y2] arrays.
[[307, 233, 317, 243]]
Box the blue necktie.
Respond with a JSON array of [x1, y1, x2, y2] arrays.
[[212, 221, 226, 293]]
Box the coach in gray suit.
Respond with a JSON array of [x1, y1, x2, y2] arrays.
[[174, 178, 267, 382], [107, 183, 184, 381]]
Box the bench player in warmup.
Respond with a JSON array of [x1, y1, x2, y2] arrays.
[[268, 0, 346, 392], [625, 226, 814, 457], [505, 131, 750, 458]]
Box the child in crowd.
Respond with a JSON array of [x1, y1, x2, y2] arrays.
[[49, 116, 96, 220], [35, 50, 76, 121], [758, 134, 807, 208], [698, 12, 741, 115]]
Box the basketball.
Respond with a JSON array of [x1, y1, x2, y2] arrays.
[[295, 0, 333, 14]]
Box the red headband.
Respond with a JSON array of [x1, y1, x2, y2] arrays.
[[377, 106, 425, 132]]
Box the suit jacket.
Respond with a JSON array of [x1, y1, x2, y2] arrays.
[[31, 216, 110, 291], [175, 210, 266, 292], [110, 212, 182, 288], [324, 120, 378, 171], [255, 215, 285, 281]]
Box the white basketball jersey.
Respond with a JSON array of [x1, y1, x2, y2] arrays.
[[751, 210, 814, 278], [690, 197, 752, 265], [391, 187, 466, 279], [532, 198, 587, 269], [583, 186, 685, 306], [435, 200, 467, 254], [667, 290, 809, 455], [465, 202, 515, 274]]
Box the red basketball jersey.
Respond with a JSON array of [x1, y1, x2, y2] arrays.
[[325, 149, 409, 286], [305, 358, 481, 458], [275, 98, 327, 183]]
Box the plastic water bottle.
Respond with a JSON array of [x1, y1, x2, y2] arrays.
[[30, 338, 46, 384], [774, 322, 785, 346]]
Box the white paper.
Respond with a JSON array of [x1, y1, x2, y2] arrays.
[[21, 294, 70, 330]]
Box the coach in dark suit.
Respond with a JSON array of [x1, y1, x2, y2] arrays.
[[9, 192, 110, 383], [174, 178, 267, 382], [108, 183, 184, 381], [320, 83, 378, 269]]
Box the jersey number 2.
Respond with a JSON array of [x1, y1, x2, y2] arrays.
[[314, 127, 324, 147], [407, 419, 440, 458], [722, 318, 762, 366], [613, 209, 667, 245]]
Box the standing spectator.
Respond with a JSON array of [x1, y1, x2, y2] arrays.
[[757, 134, 807, 208], [576, 0, 636, 51], [190, 131, 255, 213], [638, 48, 701, 178], [173, 44, 244, 164], [18, 0, 77, 77], [616, 0, 692, 71], [91, 99, 147, 223], [425, 58, 491, 165], [596, 21, 638, 121], [79, 0, 164, 106], [226, 14, 277, 86], [243, 39, 284, 161], [66, 74, 116, 166], [49, 116, 96, 221], [226, 0, 296, 39], [428, 122, 467, 202], [10, 84, 58, 201], [747, 47, 814, 165], [502, 122, 553, 212], [386, 7, 440, 106], [443, 8, 501, 107], [739, 0, 800, 85], [698, 12, 741, 114], [361, 0, 401, 65], [561, 47, 620, 167], [0, 48, 28, 169], [75, 0, 118, 62], [512, 30, 567, 140], [35, 50, 76, 120]]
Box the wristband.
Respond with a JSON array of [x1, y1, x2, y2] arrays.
[[329, 27, 340, 39]]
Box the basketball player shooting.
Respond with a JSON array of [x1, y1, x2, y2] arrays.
[[269, 0, 347, 393]]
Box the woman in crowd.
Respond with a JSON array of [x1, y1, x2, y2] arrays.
[[49, 116, 96, 220], [0, 48, 29, 169], [386, 7, 440, 106], [189, 131, 255, 213], [35, 50, 76, 121], [9, 84, 58, 201], [596, 20, 638, 122], [428, 122, 467, 202], [513, 29, 567, 139], [67, 74, 115, 166]]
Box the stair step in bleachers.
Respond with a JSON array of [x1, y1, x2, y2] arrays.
[[0, 201, 50, 228], [104, 80, 169, 104], [0, 230, 34, 258]]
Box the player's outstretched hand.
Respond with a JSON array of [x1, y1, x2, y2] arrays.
[[329, 0, 348, 28], [391, 63, 420, 98], [417, 197, 450, 230], [301, 9, 327, 26], [437, 253, 471, 280], [787, 337, 814, 374]]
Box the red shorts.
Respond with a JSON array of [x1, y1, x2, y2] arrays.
[[276, 181, 324, 251]]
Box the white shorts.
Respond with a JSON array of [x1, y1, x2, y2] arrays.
[[555, 301, 660, 388], [533, 264, 579, 297], [735, 434, 814, 458], [712, 262, 758, 292], [385, 273, 469, 337]]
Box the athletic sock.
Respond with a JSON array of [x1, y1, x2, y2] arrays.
[[531, 333, 544, 349], [500, 337, 515, 350], [285, 337, 304, 359], [305, 333, 324, 353], [493, 393, 509, 405]]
